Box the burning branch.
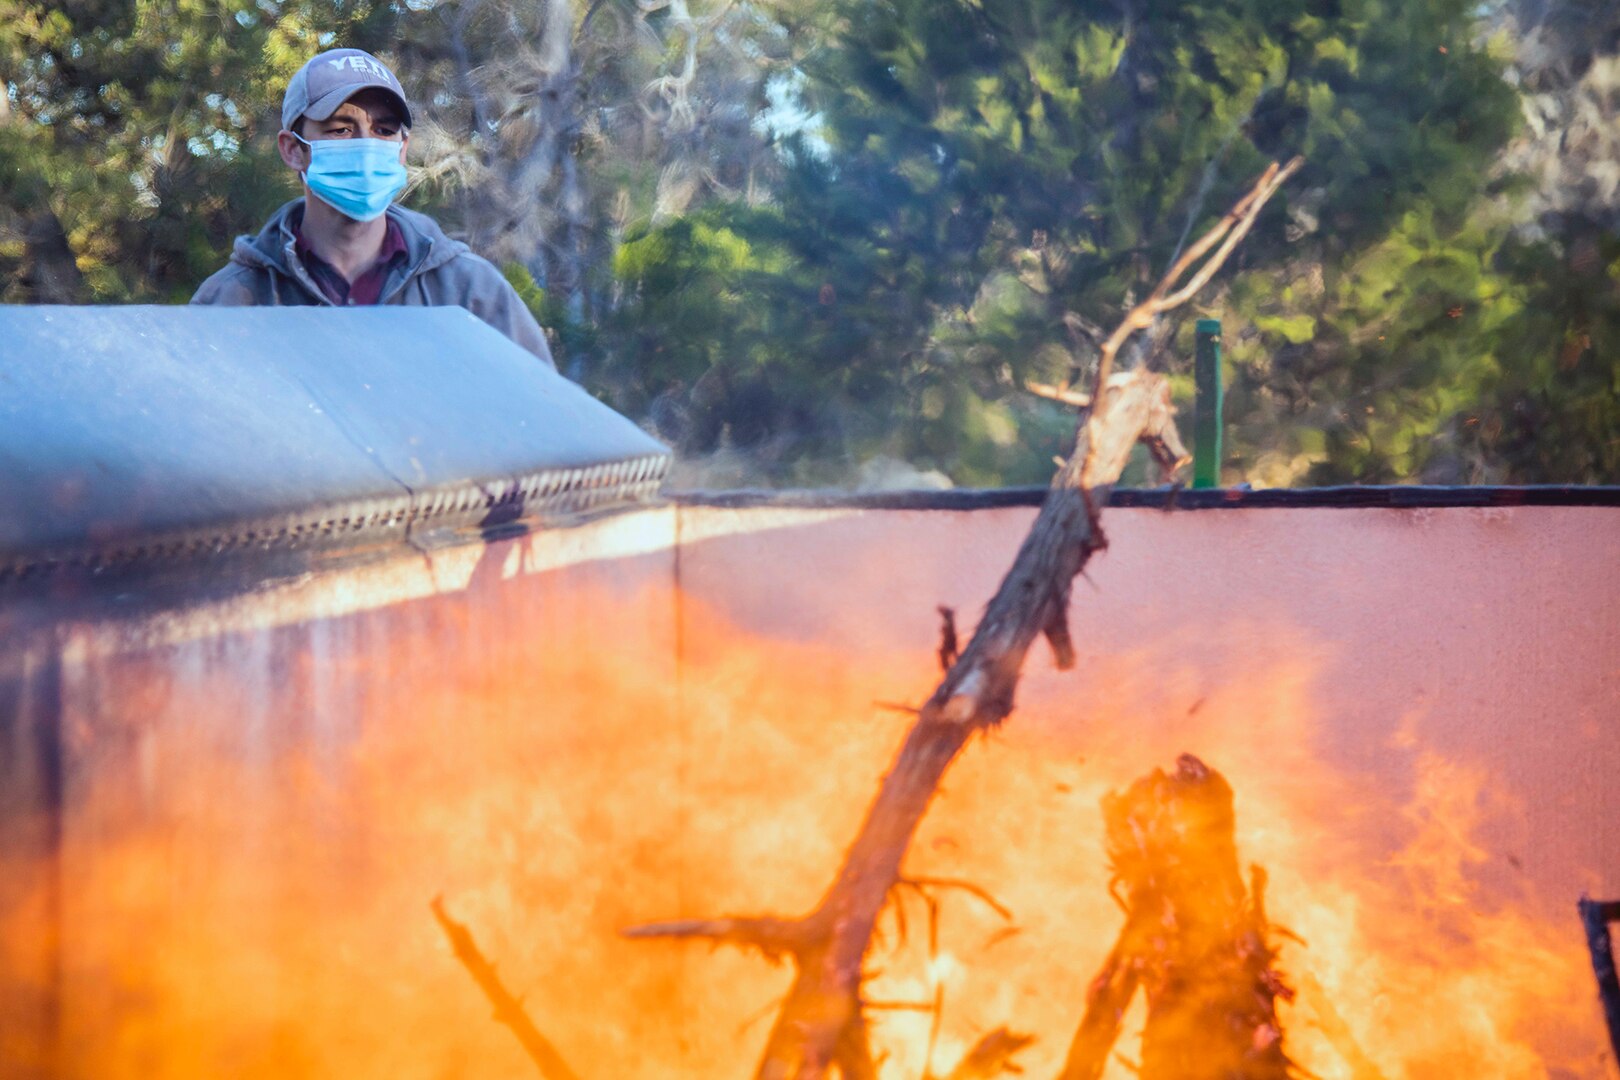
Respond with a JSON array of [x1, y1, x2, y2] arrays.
[[622, 160, 1301, 1078], [1058, 756, 1295, 1080], [1058, 923, 1142, 1080], [621, 915, 811, 962], [940, 1028, 1036, 1079], [1294, 971, 1390, 1080], [431, 896, 584, 1080]]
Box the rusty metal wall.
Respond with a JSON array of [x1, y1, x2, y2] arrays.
[[2, 499, 1616, 1077], [0, 508, 684, 1079], [675, 501, 1620, 904], [673, 501, 1620, 1077]]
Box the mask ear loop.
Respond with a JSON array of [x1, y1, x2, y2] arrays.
[[288, 130, 313, 176]]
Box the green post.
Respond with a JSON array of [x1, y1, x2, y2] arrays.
[[1193, 318, 1223, 489]]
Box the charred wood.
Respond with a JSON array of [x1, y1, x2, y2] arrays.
[[937, 606, 960, 673], [431, 896, 584, 1080], [939, 1028, 1035, 1080], [1057, 920, 1144, 1080], [621, 915, 812, 962], [1060, 755, 1295, 1080]]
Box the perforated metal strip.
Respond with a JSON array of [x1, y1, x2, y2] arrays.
[[0, 452, 670, 582]]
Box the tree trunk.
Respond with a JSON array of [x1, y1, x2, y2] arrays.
[[19, 210, 87, 304]]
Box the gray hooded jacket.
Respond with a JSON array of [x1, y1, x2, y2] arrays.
[[191, 199, 555, 368]]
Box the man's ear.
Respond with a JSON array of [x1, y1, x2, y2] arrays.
[[397, 132, 409, 165], [277, 130, 309, 173]]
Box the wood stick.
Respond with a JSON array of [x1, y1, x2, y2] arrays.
[[937, 606, 961, 672], [431, 896, 584, 1080], [1026, 381, 1093, 408], [943, 1027, 1036, 1080], [1056, 920, 1144, 1080], [619, 915, 810, 960], [1294, 971, 1391, 1080], [900, 876, 1014, 923]]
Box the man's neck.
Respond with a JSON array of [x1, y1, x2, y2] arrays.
[[298, 191, 388, 282]]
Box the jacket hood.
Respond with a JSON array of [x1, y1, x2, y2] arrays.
[[230, 199, 468, 281]]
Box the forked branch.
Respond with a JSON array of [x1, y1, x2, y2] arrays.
[[621, 158, 1301, 1080], [1088, 156, 1304, 410]]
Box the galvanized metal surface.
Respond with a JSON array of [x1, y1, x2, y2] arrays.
[[0, 306, 668, 578]]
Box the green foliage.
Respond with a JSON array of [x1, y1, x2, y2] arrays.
[[601, 205, 860, 470], [1461, 232, 1620, 482], [2, 0, 1615, 486], [502, 260, 598, 367], [609, 0, 1547, 484]]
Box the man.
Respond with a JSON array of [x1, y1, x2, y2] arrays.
[[192, 48, 555, 368]]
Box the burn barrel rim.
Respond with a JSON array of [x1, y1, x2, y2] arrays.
[[0, 305, 670, 581]]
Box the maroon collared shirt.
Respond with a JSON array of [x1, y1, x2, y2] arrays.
[[293, 215, 408, 306]]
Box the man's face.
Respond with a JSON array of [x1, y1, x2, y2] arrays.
[[277, 88, 409, 176]]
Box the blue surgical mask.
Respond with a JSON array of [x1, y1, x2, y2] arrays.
[[292, 132, 407, 223]]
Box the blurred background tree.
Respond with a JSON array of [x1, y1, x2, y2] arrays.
[[1, 0, 1615, 487]]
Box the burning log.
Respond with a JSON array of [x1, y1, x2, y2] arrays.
[[1058, 755, 1295, 1080], [621, 158, 1301, 1079]]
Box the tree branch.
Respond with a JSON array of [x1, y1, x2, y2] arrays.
[[623, 159, 1301, 1080], [942, 1027, 1036, 1080], [619, 915, 811, 961], [431, 896, 584, 1080], [1056, 919, 1144, 1080], [936, 606, 960, 672], [899, 877, 1014, 923], [1578, 895, 1620, 1069], [1085, 156, 1305, 439], [1025, 381, 1093, 408]]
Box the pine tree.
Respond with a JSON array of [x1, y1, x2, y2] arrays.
[[614, 0, 1531, 485]]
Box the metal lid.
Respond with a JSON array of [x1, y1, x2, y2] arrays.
[[0, 306, 668, 577]]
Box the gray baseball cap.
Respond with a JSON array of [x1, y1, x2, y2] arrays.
[[281, 48, 413, 132]]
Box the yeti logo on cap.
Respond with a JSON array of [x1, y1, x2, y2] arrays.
[[327, 54, 398, 87]]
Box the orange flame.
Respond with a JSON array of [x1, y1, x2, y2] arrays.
[[1, 579, 1609, 1079]]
